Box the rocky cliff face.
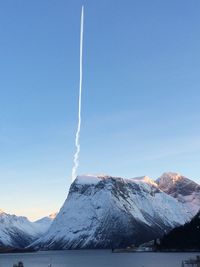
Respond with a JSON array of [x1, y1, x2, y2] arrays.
[[31, 175, 191, 249]]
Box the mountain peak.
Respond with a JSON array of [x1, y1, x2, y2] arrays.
[[156, 172, 200, 216], [132, 176, 158, 187], [159, 172, 184, 183], [156, 172, 189, 194]]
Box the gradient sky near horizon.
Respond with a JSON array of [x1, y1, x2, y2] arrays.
[[1, 0, 200, 220]]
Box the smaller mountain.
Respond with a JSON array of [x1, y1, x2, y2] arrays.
[[159, 211, 200, 250], [0, 210, 55, 248], [156, 172, 200, 216]]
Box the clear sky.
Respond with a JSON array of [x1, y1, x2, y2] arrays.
[[0, 0, 200, 220]]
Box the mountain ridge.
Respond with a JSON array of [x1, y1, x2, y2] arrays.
[[30, 174, 193, 250], [0, 211, 55, 248], [156, 172, 200, 215], [1, 171, 200, 250]]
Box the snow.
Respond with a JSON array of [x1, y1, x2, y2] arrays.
[[75, 175, 102, 185], [2, 171, 200, 250], [132, 176, 158, 187], [156, 172, 200, 216], [0, 211, 55, 247], [0, 209, 5, 214], [34, 213, 56, 234], [157, 172, 184, 189], [49, 212, 57, 220], [76, 174, 158, 187], [31, 174, 192, 249]]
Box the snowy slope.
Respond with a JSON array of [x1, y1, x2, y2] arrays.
[[156, 172, 200, 216], [31, 175, 192, 250], [34, 213, 57, 234], [0, 210, 55, 248]]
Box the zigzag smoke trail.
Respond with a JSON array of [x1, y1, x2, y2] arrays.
[[71, 6, 84, 182]]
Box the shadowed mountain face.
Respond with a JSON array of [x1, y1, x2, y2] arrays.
[[156, 172, 200, 215], [30, 175, 192, 250], [159, 211, 200, 250]]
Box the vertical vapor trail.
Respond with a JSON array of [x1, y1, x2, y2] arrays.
[[71, 6, 84, 182]]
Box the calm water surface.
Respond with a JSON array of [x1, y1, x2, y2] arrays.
[[0, 250, 198, 267]]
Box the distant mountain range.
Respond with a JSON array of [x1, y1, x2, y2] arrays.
[[0, 210, 56, 249], [1, 172, 200, 250], [30, 172, 200, 250]]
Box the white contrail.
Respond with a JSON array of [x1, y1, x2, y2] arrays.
[[71, 6, 84, 182]]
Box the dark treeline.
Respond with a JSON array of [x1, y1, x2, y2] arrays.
[[159, 211, 200, 250], [0, 246, 35, 254]]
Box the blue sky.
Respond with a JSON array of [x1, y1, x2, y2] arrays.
[[1, 0, 200, 220]]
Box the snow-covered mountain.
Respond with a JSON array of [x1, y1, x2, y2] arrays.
[[31, 175, 192, 250], [0, 210, 55, 248], [156, 172, 200, 216]]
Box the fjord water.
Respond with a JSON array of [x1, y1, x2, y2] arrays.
[[0, 250, 198, 267]]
